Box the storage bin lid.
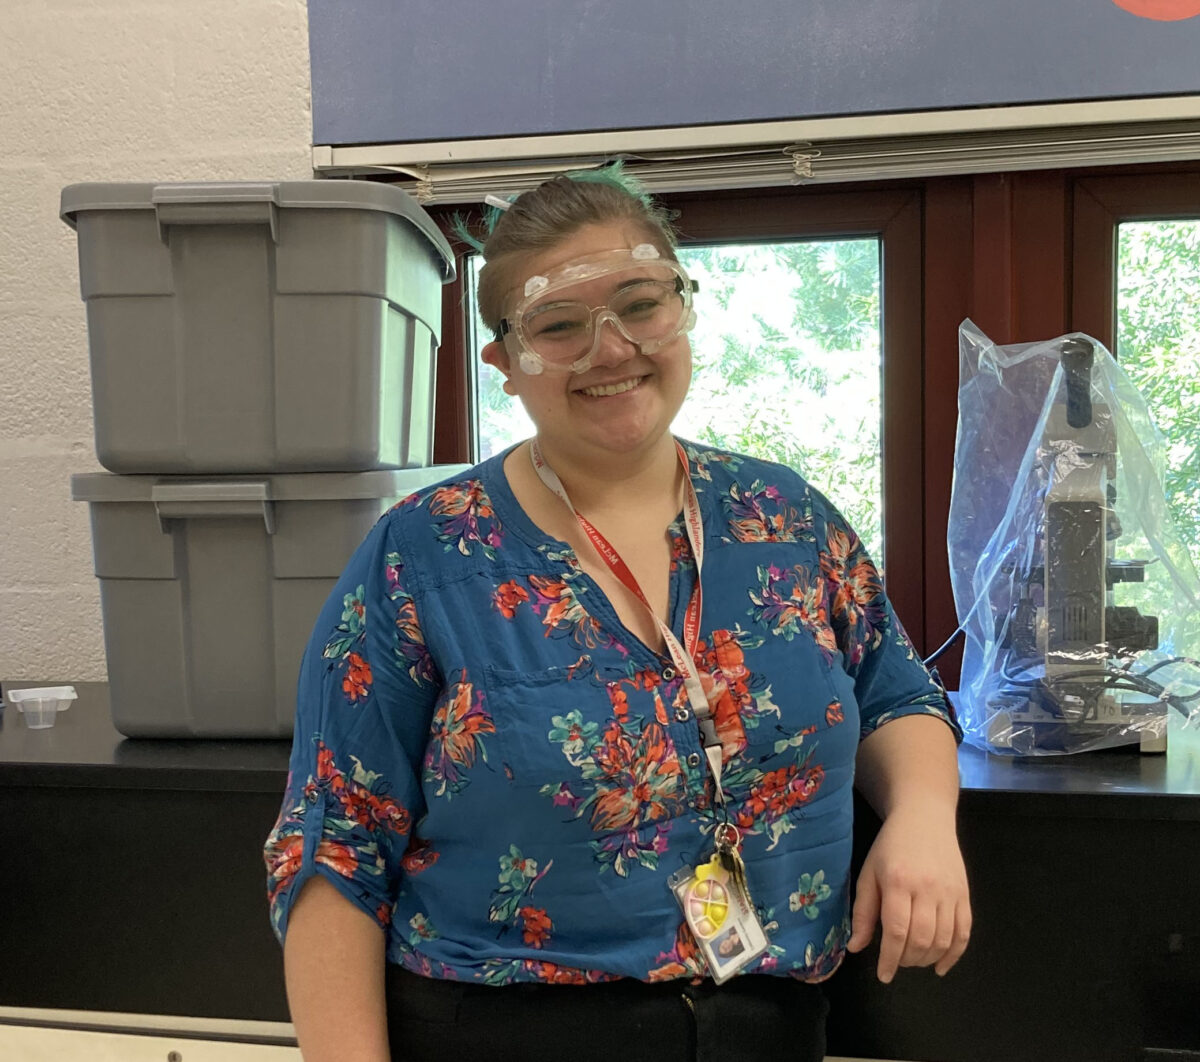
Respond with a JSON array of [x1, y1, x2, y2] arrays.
[[60, 180, 456, 282], [71, 467, 470, 504]]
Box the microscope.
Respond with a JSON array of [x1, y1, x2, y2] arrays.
[[985, 338, 1166, 754]]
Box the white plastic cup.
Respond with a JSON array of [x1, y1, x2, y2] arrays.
[[7, 686, 77, 730]]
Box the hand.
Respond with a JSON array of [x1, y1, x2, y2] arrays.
[[845, 806, 971, 983]]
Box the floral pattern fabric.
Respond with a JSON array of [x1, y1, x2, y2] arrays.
[[264, 441, 960, 987]]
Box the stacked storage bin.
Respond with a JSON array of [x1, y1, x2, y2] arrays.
[[61, 181, 464, 738]]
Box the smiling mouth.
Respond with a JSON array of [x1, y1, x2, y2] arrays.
[[577, 376, 645, 398]]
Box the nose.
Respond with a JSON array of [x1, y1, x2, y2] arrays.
[[587, 310, 639, 366]]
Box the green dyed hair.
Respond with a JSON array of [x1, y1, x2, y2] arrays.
[[457, 162, 678, 339]]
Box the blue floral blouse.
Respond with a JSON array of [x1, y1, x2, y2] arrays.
[[264, 440, 961, 986]]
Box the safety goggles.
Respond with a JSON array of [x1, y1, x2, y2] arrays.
[[498, 244, 698, 375]]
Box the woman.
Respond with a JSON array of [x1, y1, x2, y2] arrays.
[[265, 169, 970, 1062]]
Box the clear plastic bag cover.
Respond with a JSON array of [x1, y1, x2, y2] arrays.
[[948, 320, 1200, 755]]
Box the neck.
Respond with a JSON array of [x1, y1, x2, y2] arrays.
[[530, 433, 681, 515]]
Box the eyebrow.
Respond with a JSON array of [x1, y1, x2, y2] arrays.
[[612, 275, 661, 293], [526, 276, 663, 313], [524, 298, 583, 316]]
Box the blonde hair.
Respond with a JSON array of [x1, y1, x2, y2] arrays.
[[466, 166, 678, 338]]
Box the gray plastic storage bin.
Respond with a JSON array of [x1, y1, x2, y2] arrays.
[[60, 181, 455, 474], [71, 467, 466, 738]]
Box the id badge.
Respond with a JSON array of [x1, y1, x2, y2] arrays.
[[668, 855, 769, 983]]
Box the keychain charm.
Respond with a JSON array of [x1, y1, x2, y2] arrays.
[[669, 823, 769, 983]]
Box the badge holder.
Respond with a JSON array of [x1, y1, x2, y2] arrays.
[[669, 821, 769, 983]]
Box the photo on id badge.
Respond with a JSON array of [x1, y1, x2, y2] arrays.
[[712, 925, 746, 967]]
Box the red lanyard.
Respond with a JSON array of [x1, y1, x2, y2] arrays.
[[529, 439, 726, 802]]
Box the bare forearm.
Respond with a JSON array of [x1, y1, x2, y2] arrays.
[[284, 876, 390, 1062], [854, 713, 960, 823], [848, 715, 972, 979]]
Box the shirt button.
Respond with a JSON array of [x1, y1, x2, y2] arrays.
[[674, 707, 691, 723], [661, 666, 676, 680], [686, 753, 702, 768]]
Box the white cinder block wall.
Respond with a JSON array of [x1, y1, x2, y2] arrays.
[[0, 0, 313, 682]]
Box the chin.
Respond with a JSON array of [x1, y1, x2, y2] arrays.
[[580, 420, 677, 456]]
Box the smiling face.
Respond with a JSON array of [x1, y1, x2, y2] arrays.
[[481, 221, 693, 465]]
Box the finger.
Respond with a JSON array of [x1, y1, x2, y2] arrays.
[[899, 893, 939, 968], [925, 898, 956, 969], [934, 898, 973, 977], [876, 884, 912, 984], [847, 870, 880, 953]]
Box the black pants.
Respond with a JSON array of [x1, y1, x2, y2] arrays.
[[386, 964, 828, 1062]]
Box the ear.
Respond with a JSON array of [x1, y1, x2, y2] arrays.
[[482, 339, 517, 395]]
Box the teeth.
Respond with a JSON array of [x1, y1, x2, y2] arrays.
[[580, 378, 642, 397]]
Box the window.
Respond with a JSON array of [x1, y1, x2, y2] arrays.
[[678, 240, 885, 559], [1073, 173, 1200, 565], [1115, 219, 1200, 562], [469, 253, 534, 461]]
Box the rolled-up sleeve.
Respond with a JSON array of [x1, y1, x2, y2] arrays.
[[817, 496, 963, 743], [264, 511, 438, 943]]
